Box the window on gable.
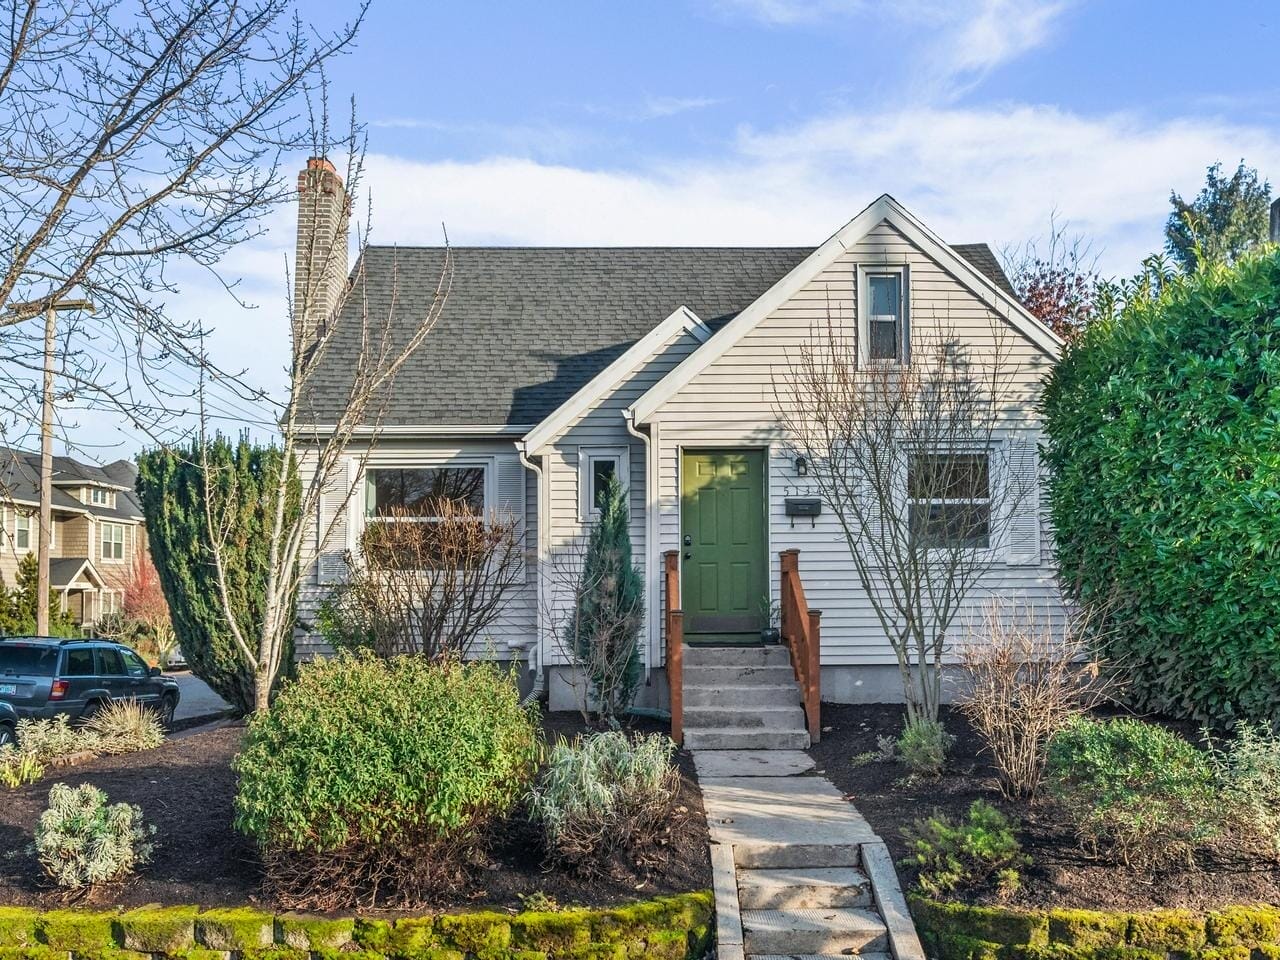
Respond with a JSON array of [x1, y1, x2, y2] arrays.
[[867, 272, 904, 361], [907, 453, 991, 549], [101, 522, 125, 560], [579, 448, 628, 520]]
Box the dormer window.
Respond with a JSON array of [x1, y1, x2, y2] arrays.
[[88, 487, 110, 506], [858, 265, 909, 364]]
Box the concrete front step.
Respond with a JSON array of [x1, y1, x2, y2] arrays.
[[683, 683, 801, 708], [683, 727, 810, 750], [683, 663, 797, 685], [733, 842, 863, 869], [737, 866, 873, 910], [741, 907, 888, 956], [684, 704, 806, 730], [683, 644, 793, 668]]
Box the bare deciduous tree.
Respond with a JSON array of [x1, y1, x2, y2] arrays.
[[775, 312, 1031, 724], [1001, 213, 1102, 342], [198, 134, 453, 712], [0, 0, 368, 441], [319, 503, 524, 661]]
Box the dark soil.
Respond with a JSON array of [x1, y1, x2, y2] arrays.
[[810, 702, 1280, 912], [0, 711, 709, 912]]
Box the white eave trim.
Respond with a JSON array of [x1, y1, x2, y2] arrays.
[[294, 423, 535, 438], [629, 194, 1063, 424], [521, 305, 711, 454]]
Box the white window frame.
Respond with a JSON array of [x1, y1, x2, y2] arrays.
[[14, 511, 32, 551], [88, 487, 111, 506], [578, 446, 630, 521], [101, 521, 125, 561], [905, 448, 994, 552], [857, 264, 910, 365]]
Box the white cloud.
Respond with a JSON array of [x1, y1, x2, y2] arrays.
[[360, 104, 1280, 277]]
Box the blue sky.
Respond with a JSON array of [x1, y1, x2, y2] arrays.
[[50, 0, 1280, 457]]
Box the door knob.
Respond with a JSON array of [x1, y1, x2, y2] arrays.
[[684, 551, 692, 560]]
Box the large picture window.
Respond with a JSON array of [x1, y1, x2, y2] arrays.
[[907, 453, 991, 549], [363, 465, 490, 568]]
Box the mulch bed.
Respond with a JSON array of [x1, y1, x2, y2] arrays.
[[810, 702, 1280, 912], [0, 711, 709, 913]]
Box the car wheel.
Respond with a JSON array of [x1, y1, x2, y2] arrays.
[[80, 699, 106, 723], [0, 725, 14, 749], [159, 696, 177, 732]]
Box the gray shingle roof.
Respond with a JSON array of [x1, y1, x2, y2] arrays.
[[300, 243, 1015, 428], [0, 448, 143, 521]]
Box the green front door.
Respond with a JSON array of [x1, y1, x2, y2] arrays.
[[680, 449, 768, 645]]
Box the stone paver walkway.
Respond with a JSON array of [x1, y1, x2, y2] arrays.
[[692, 749, 924, 960]]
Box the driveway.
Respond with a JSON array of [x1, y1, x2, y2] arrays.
[[166, 672, 231, 722]]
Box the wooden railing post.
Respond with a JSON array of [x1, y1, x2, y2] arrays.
[[807, 609, 822, 744], [663, 550, 683, 746], [669, 611, 684, 746]]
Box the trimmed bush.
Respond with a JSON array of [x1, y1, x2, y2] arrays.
[[1041, 247, 1280, 724], [900, 800, 1029, 898], [529, 731, 679, 871], [233, 653, 539, 908], [33, 783, 155, 888], [1045, 717, 1217, 867]]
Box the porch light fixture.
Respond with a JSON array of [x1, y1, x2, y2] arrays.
[[795, 456, 808, 477]]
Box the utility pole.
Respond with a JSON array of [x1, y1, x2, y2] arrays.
[[0, 297, 95, 635]]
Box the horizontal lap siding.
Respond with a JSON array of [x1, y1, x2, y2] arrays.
[[652, 222, 1064, 667], [542, 326, 702, 667], [296, 438, 537, 661]]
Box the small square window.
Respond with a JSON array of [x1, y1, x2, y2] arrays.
[[579, 448, 629, 520]]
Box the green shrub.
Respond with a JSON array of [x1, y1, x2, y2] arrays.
[[233, 653, 539, 907], [901, 800, 1028, 898], [84, 701, 165, 755], [529, 731, 679, 871], [34, 783, 154, 888], [896, 716, 955, 777], [1045, 716, 1217, 867], [1209, 722, 1280, 855], [1041, 247, 1280, 725], [15, 715, 96, 763]]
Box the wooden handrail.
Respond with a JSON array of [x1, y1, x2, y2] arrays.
[[779, 549, 822, 744], [663, 550, 683, 746]]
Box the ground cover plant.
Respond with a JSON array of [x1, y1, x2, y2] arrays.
[[1042, 247, 1280, 724], [34, 782, 154, 889], [531, 731, 680, 873], [901, 799, 1028, 899]]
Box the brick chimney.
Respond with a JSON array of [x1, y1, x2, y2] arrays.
[[294, 157, 351, 350], [1271, 197, 1280, 244]]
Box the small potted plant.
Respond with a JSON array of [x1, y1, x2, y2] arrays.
[[758, 595, 781, 644]]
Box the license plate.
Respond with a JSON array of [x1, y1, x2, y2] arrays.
[[0, 683, 15, 696]]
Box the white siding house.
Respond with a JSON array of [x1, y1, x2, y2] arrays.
[[293, 171, 1064, 718]]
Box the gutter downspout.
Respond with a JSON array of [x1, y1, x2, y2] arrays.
[[623, 407, 658, 687], [516, 441, 547, 698]]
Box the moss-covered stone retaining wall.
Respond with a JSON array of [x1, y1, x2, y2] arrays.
[[0, 891, 713, 960], [911, 897, 1280, 960]]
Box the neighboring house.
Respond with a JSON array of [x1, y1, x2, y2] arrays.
[[0, 447, 145, 628], [293, 159, 1063, 711]]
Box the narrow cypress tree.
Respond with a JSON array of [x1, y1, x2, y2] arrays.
[[566, 474, 644, 724], [136, 436, 298, 714]]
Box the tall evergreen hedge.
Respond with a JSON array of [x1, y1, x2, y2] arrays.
[[1042, 248, 1280, 724], [136, 437, 298, 714]]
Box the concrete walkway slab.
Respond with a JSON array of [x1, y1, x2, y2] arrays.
[[692, 749, 815, 779], [699, 775, 878, 848]]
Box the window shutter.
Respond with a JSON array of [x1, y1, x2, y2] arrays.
[[1004, 434, 1041, 566], [316, 459, 355, 585], [497, 453, 527, 577]]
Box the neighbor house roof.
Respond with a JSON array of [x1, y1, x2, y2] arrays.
[[48, 557, 105, 589], [0, 448, 143, 521], [299, 243, 1016, 429]]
